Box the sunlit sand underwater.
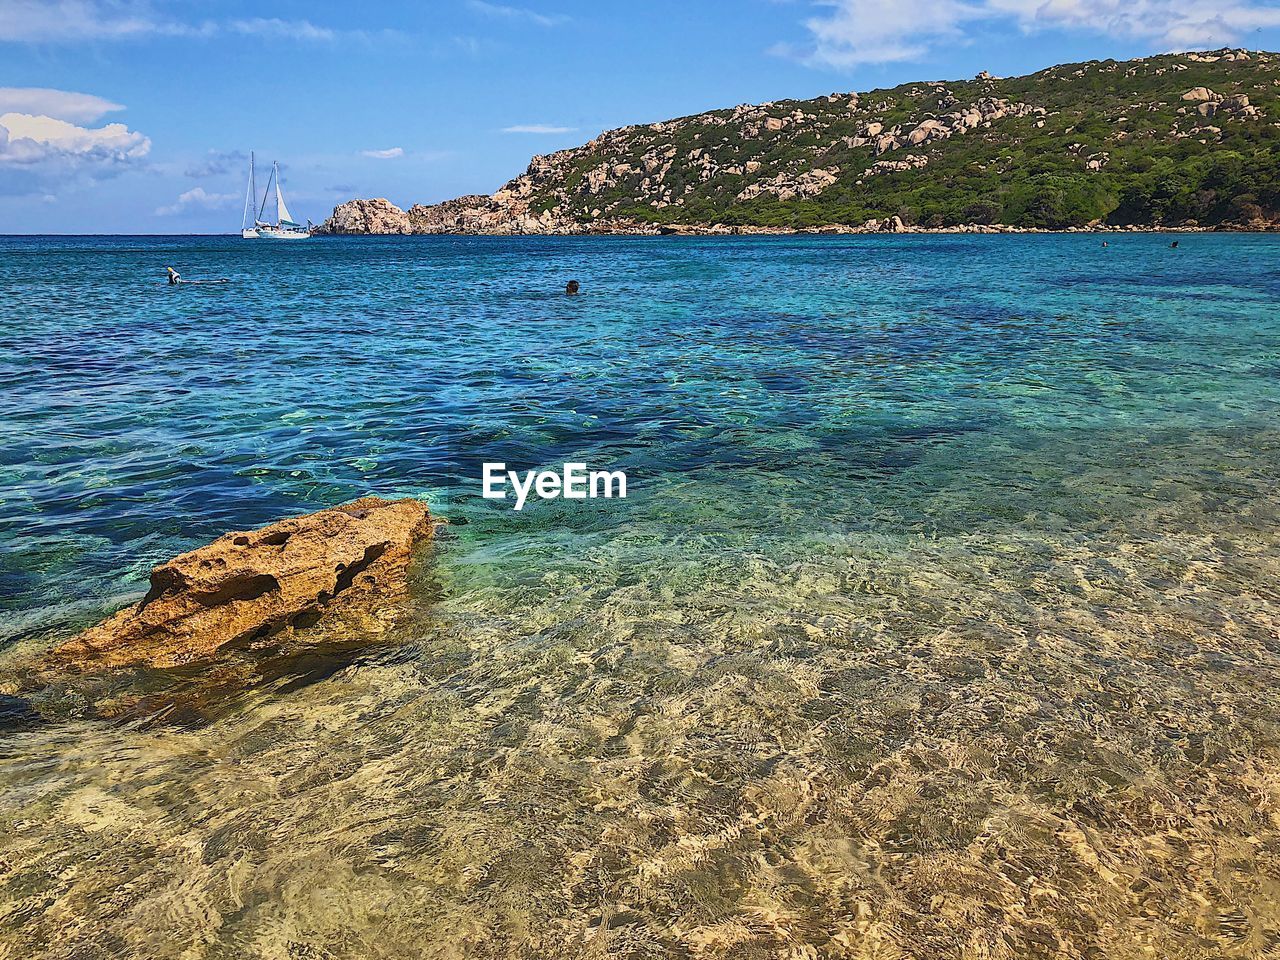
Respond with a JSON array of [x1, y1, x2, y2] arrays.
[[2, 234, 1280, 958]]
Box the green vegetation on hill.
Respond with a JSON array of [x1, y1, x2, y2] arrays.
[[527, 50, 1280, 230]]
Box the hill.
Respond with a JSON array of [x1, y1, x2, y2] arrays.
[[320, 49, 1280, 235]]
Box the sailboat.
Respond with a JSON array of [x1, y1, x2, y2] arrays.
[[242, 155, 311, 240], [240, 152, 259, 238]]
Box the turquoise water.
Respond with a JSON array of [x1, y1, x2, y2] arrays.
[[2, 234, 1280, 958]]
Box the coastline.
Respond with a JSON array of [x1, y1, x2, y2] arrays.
[[313, 198, 1280, 237], [312, 219, 1279, 237]]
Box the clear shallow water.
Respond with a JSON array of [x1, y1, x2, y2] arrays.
[[1, 234, 1280, 958]]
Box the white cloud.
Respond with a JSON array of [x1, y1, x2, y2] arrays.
[[0, 1, 386, 44], [988, 0, 1280, 46], [0, 0, 154, 41], [361, 147, 404, 159], [155, 186, 238, 216], [0, 96, 150, 197], [0, 112, 150, 167], [787, 0, 1280, 68], [501, 124, 577, 134], [788, 0, 978, 67], [228, 18, 335, 41], [467, 1, 569, 27], [0, 0, 217, 41], [0, 88, 124, 123]]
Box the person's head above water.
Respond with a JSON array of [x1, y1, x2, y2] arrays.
[[565, 280, 580, 296]]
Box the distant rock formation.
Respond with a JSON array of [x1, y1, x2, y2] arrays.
[[317, 198, 412, 235], [49, 497, 432, 672], [318, 48, 1278, 234], [410, 195, 517, 233]]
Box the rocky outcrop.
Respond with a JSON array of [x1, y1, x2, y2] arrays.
[[316, 198, 411, 235], [48, 498, 432, 671], [407, 194, 508, 233], [863, 155, 930, 177], [859, 215, 909, 233], [1175, 86, 1263, 120], [405, 193, 574, 235], [737, 167, 840, 202]]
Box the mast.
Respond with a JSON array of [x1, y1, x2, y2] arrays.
[[241, 151, 255, 231]]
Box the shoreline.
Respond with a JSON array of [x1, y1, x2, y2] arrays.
[[312, 221, 1279, 237], [3, 224, 1277, 239]]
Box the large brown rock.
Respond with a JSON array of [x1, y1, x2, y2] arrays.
[[49, 497, 432, 671], [315, 198, 411, 235]]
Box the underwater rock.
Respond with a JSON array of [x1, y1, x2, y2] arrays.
[[0, 693, 41, 730], [49, 497, 432, 672]]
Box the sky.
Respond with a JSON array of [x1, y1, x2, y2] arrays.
[[3, 0, 1280, 233]]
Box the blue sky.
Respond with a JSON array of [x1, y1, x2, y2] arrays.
[[3, 0, 1280, 233]]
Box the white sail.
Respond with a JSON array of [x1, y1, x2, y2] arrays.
[[241, 151, 258, 237], [276, 179, 296, 226], [242, 159, 253, 229]]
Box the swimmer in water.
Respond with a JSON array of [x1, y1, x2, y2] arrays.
[[166, 267, 181, 285], [565, 280, 580, 295], [1170, 240, 1179, 249]]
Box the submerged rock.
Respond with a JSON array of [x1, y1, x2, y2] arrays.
[[49, 497, 432, 672], [0, 693, 41, 730]]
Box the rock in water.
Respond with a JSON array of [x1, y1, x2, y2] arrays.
[[314, 198, 412, 235], [50, 497, 432, 671]]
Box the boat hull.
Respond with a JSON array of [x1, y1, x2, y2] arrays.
[[241, 229, 259, 239], [255, 227, 310, 240]]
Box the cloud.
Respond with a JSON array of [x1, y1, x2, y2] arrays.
[[228, 18, 336, 41], [0, 0, 153, 41], [0, 88, 124, 123], [501, 124, 577, 134], [361, 147, 404, 159], [0, 112, 150, 168], [0, 0, 216, 41], [784, 0, 978, 67], [0, 94, 149, 196], [184, 148, 247, 178], [786, 0, 1280, 68], [155, 186, 238, 216], [466, 0, 569, 27], [987, 0, 1280, 47], [0, 1, 390, 44]]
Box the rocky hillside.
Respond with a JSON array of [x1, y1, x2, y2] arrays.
[[320, 49, 1280, 234]]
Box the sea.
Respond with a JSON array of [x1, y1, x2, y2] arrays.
[[1, 233, 1279, 958]]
